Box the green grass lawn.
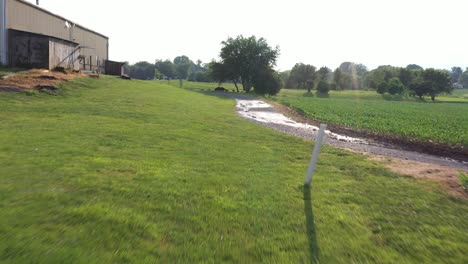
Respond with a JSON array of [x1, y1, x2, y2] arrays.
[[272, 89, 468, 145], [0, 77, 467, 263]]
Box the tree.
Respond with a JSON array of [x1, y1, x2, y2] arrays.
[[155, 59, 176, 79], [409, 81, 430, 99], [208, 61, 241, 92], [173, 55, 192, 87], [289, 63, 317, 92], [317, 66, 331, 82], [398, 68, 413, 87], [460, 68, 468, 88], [218, 35, 279, 93], [406, 64, 423, 70], [410, 68, 452, 101], [388, 77, 405, 95], [128, 61, 155, 80], [253, 67, 283, 95], [333, 68, 343, 90], [377, 81, 388, 94], [451, 67, 463, 84], [316, 80, 330, 95]]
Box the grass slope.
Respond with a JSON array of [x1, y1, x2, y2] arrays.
[[273, 89, 468, 145], [0, 77, 467, 263]]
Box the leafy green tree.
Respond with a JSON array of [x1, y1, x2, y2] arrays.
[[208, 61, 240, 92], [388, 77, 405, 95], [406, 64, 423, 70], [155, 59, 176, 79], [289, 63, 316, 92], [451, 66, 463, 84], [410, 69, 452, 101], [173, 55, 192, 87], [218, 35, 279, 92], [317, 66, 331, 82], [253, 67, 283, 95], [460, 68, 468, 88], [316, 80, 330, 95], [409, 80, 430, 99], [129, 61, 155, 80], [377, 81, 388, 94], [423, 69, 452, 101], [333, 68, 343, 90], [398, 68, 413, 87]]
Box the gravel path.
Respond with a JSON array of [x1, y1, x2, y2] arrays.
[[213, 93, 468, 170]]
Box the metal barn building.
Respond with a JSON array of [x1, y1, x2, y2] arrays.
[[0, 0, 109, 72]]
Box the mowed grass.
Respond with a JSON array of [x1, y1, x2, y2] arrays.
[[272, 89, 468, 145], [0, 77, 467, 263]]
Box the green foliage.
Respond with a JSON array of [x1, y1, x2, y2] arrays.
[[406, 64, 423, 70], [128, 61, 155, 80], [421, 68, 453, 101], [289, 63, 316, 91], [388, 77, 405, 95], [451, 67, 463, 84], [317, 66, 331, 82], [316, 80, 330, 95], [460, 69, 468, 88], [274, 89, 468, 145], [252, 68, 283, 95], [377, 81, 388, 94], [173, 55, 192, 86], [459, 172, 468, 191], [155, 59, 176, 79], [1, 78, 467, 263], [216, 35, 279, 93]]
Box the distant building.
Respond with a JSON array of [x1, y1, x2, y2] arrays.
[[0, 0, 110, 72]]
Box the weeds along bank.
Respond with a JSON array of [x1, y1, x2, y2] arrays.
[[0, 77, 467, 263]]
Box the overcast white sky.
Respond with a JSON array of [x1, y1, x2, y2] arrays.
[[25, 0, 468, 71]]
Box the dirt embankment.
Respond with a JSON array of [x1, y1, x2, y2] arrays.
[[0, 69, 86, 92]]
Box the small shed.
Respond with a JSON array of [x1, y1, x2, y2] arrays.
[[105, 60, 125, 76]]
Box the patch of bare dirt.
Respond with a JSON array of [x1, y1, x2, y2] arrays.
[[0, 69, 85, 91], [368, 155, 467, 199]]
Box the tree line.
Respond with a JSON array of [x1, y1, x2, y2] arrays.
[[123, 35, 468, 99], [280, 63, 468, 100], [125, 57, 213, 83]]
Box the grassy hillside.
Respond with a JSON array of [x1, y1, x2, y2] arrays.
[[273, 89, 468, 145], [0, 77, 467, 263]]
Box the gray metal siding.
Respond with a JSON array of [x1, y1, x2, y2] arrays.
[[6, 0, 108, 69]]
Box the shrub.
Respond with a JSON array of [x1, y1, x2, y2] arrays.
[[316, 80, 330, 95], [377, 81, 388, 94], [388, 77, 405, 95]]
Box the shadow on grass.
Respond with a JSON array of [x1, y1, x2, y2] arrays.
[[303, 185, 320, 263]]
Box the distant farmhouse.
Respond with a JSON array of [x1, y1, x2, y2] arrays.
[[0, 0, 124, 75]]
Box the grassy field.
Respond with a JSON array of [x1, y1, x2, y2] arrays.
[[1, 77, 467, 263], [272, 89, 468, 145]]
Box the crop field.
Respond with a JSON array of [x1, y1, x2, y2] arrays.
[[273, 89, 468, 145], [1, 77, 467, 263]]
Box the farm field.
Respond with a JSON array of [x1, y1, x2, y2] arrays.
[[272, 89, 468, 146], [0, 77, 467, 263]]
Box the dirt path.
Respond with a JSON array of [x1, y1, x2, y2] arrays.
[[212, 93, 467, 198]]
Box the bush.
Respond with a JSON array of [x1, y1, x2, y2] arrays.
[[377, 82, 388, 94], [253, 68, 283, 95], [388, 77, 405, 95], [316, 80, 330, 95]]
